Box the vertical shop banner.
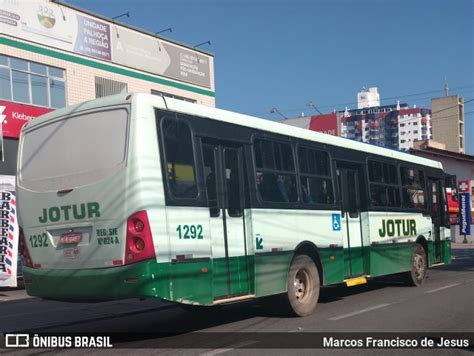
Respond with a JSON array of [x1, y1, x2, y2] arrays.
[[0, 175, 18, 287], [459, 181, 471, 236]]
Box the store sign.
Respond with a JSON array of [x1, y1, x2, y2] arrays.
[[0, 0, 212, 88], [459, 181, 471, 235], [0, 101, 53, 139], [309, 113, 338, 136], [0, 175, 18, 288]]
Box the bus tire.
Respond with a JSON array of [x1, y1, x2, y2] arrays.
[[405, 243, 427, 286], [285, 254, 320, 317]]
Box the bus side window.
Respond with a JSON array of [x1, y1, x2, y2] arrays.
[[224, 148, 243, 217], [431, 181, 439, 213], [203, 144, 219, 217], [401, 167, 426, 209], [161, 117, 198, 199], [254, 139, 297, 203], [368, 160, 400, 208], [297, 146, 334, 205]]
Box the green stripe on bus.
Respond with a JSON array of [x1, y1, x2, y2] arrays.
[[0, 36, 215, 98], [22, 240, 451, 304]]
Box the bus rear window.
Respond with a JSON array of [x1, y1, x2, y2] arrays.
[[19, 108, 129, 191]]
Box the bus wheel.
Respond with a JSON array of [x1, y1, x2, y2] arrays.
[[405, 243, 427, 286], [286, 254, 320, 317]]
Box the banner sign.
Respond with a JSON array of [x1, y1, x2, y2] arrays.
[[0, 0, 212, 88], [309, 113, 339, 136], [0, 101, 53, 139], [0, 175, 18, 287], [459, 181, 471, 236], [74, 14, 111, 61]]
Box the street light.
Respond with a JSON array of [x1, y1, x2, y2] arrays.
[[306, 101, 323, 115], [156, 28, 172, 35], [270, 107, 288, 120], [194, 40, 211, 48], [112, 12, 130, 20]]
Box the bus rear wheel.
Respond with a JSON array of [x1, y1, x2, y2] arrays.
[[286, 254, 320, 317], [405, 243, 427, 286]]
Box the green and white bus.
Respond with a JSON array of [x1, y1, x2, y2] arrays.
[[17, 93, 451, 316]]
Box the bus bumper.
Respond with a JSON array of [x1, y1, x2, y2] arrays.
[[23, 259, 167, 301]]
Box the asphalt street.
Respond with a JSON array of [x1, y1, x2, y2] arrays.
[[0, 245, 473, 355]]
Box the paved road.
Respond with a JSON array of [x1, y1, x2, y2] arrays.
[[1, 246, 473, 355]]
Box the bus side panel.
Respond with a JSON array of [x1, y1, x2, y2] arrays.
[[251, 209, 341, 296], [427, 240, 452, 267], [369, 243, 413, 276], [319, 247, 345, 285], [438, 227, 451, 265], [164, 206, 213, 305], [441, 238, 452, 264], [367, 212, 432, 277]]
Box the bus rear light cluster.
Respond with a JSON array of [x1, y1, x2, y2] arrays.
[[19, 227, 34, 268], [124, 210, 155, 265]]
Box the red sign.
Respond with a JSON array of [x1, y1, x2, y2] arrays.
[[459, 180, 470, 193], [309, 113, 338, 136], [0, 101, 53, 139]]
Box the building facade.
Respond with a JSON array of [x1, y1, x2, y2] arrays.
[[431, 95, 465, 153], [283, 88, 432, 151], [0, 0, 215, 177], [288, 104, 433, 151]]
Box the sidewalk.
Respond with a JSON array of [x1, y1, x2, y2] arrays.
[[0, 287, 29, 302], [452, 242, 474, 249]]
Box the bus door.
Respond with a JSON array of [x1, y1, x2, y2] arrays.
[[337, 165, 365, 277], [202, 141, 250, 299], [428, 177, 443, 263]]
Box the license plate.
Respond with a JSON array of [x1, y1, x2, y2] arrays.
[[59, 232, 82, 244]]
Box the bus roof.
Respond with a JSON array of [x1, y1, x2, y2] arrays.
[[23, 93, 443, 171]]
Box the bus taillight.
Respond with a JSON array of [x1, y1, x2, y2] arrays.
[[124, 211, 155, 264], [19, 227, 34, 268]]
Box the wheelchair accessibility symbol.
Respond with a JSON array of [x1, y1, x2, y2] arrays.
[[332, 213, 341, 231]]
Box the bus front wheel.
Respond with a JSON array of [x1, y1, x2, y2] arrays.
[[405, 243, 427, 286], [286, 254, 320, 317]]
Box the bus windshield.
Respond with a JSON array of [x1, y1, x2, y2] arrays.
[[19, 107, 129, 192]]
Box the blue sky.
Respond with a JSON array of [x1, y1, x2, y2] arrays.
[[68, 0, 474, 154]]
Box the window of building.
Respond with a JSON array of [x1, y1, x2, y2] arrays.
[[151, 89, 197, 103], [460, 136, 463, 149], [298, 146, 334, 205], [400, 167, 426, 209], [161, 117, 197, 199], [254, 139, 297, 203], [0, 54, 66, 108], [368, 160, 400, 208], [95, 76, 127, 98]]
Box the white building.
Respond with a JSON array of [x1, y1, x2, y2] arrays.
[[398, 107, 432, 151], [357, 87, 380, 109]]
